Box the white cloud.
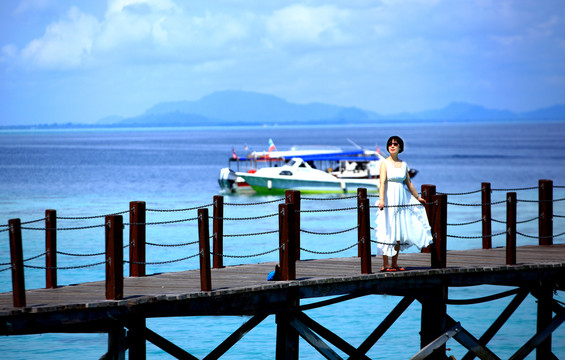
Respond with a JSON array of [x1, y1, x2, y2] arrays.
[[13, 0, 54, 15], [264, 5, 350, 48], [106, 0, 177, 15], [20, 6, 100, 69], [10, 0, 252, 68]]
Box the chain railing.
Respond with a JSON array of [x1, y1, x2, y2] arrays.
[[3, 180, 563, 306]]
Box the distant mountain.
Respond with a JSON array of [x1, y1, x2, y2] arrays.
[[107, 91, 564, 127], [406, 102, 516, 121], [136, 90, 381, 125], [520, 104, 565, 120], [4, 91, 562, 129]]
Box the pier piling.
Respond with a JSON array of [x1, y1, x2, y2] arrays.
[[420, 285, 448, 360]]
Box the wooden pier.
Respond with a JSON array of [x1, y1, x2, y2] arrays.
[[1, 181, 564, 359]]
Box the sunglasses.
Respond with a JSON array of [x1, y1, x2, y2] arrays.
[[389, 142, 399, 147]]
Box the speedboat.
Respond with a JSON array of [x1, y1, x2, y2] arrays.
[[218, 140, 417, 194], [234, 157, 379, 195]]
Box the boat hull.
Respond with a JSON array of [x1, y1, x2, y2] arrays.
[[237, 173, 379, 195]]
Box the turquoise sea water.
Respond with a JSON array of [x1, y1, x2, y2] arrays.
[[0, 121, 564, 359]]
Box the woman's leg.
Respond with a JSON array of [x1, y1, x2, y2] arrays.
[[382, 255, 390, 270], [391, 241, 400, 268]]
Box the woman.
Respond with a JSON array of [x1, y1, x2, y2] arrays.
[[376, 136, 433, 272]]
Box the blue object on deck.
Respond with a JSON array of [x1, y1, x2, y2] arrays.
[[267, 271, 276, 281]]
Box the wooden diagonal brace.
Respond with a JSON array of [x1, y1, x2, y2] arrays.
[[204, 314, 268, 360], [289, 316, 342, 360], [509, 307, 565, 360], [410, 322, 463, 360]]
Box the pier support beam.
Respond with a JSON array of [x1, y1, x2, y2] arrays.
[[276, 289, 299, 360], [104, 325, 126, 360], [126, 315, 146, 360], [420, 286, 448, 360], [535, 281, 553, 360]]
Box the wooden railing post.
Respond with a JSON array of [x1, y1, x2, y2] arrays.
[[421, 184, 436, 253], [279, 203, 296, 281], [213, 195, 224, 269], [431, 194, 447, 269], [105, 215, 123, 300], [198, 208, 212, 291], [357, 188, 365, 258], [285, 190, 301, 261], [506, 192, 517, 265], [357, 188, 372, 274], [45, 209, 57, 288], [539, 179, 553, 246], [9, 219, 26, 308], [481, 182, 492, 249], [129, 201, 146, 277]]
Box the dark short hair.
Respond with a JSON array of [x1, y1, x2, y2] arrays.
[[387, 136, 404, 153]]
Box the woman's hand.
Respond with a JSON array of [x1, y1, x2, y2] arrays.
[[378, 199, 385, 210], [417, 196, 426, 204]]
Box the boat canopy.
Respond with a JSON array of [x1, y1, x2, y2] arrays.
[[232, 150, 381, 162]]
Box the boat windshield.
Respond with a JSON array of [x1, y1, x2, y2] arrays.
[[287, 158, 310, 168]]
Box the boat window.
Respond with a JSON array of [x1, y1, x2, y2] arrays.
[[299, 162, 307, 168], [288, 159, 297, 166], [279, 170, 293, 176]]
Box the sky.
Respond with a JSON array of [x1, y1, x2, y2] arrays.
[[1, 0, 565, 126]]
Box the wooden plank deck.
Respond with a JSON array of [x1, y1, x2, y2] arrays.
[[1, 245, 564, 335]]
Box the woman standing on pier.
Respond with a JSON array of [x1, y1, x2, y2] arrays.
[[376, 136, 433, 272]]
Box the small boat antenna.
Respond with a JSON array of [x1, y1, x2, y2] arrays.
[[346, 138, 364, 150]]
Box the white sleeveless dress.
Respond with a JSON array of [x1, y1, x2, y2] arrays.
[[375, 161, 433, 257]]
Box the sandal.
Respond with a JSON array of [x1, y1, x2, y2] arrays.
[[380, 267, 388, 272], [394, 266, 405, 271], [385, 267, 397, 272]]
